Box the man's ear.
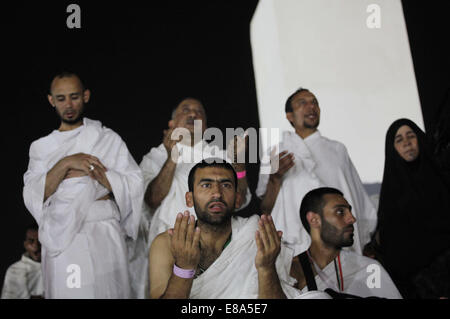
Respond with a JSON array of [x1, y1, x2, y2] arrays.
[[185, 191, 194, 208], [306, 211, 321, 230], [168, 119, 175, 129], [286, 112, 293, 123], [48, 94, 55, 107], [83, 89, 91, 103]]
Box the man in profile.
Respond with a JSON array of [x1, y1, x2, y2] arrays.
[[289, 187, 401, 298]]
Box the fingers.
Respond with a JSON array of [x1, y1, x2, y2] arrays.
[[185, 215, 196, 248], [263, 214, 279, 248], [258, 215, 281, 252], [255, 230, 263, 252], [258, 215, 270, 251], [88, 156, 107, 171], [173, 212, 183, 241], [192, 226, 201, 249], [277, 153, 295, 174], [178, 211, 190, 242]]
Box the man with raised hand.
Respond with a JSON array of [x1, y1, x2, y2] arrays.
[[140, 98, 251, 246], [257, 88, 377, 255], [148, 159, 299, 299]]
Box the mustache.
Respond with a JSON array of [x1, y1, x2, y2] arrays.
[[207, 198, 227, 207], [344, 225, 354, 232]]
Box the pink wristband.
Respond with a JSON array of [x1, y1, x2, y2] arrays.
[[236, 170, 246, 179], [173, 264, 195, 279]]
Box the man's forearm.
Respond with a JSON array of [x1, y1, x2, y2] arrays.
[[144, 159, 177, 209], [233, 163, 248, 209], [260, 176, 282, 215], [160, 274, 193, 299], [44, 159, 69, 202], [257, 267, 287, 299]]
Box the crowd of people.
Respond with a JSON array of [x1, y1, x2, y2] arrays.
[[2, 71, 449, 299]]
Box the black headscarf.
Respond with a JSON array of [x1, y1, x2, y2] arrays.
[[377, 119, 450, 297]]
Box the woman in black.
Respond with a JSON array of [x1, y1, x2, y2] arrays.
[[368, 119, 450, 298]]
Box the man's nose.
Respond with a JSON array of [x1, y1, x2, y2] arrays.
[[211, 183, 222, 198], [346, 212, 356, 224], [65, 98, 74, 108]]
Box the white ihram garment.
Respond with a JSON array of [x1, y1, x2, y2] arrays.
[[256, 131, 377, 254], [190, 215, 301, 299], [1, 254, 44, 299], [296, 249, 402, 299], [23, 118, 143, 298]]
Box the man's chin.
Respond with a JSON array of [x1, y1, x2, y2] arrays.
[[62, 116, 83, 124]]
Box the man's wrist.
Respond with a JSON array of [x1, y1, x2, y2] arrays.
[[268, 174, 282, 185], [165, 156, 178, 167], [173, 264, 196, 279], [256, 264, 278, 276]]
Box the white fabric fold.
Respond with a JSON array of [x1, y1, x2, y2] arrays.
[[190, 215, 301, 299], [23, 118, 144, 298], [298, 250, 403, 299], [257, 131, 377, 255], [1, 254, 44, 299]]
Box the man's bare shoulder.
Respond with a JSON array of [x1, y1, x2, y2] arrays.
[[150, 231, 171, 254]]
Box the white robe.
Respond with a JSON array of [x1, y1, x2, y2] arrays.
[[1, 254, 44, 299], [190, 215, 301, 299], [296, 249, 402, 299], [23, 118, 144, 298], [256, 131, 377, 254], [140, 141, 252, 246]]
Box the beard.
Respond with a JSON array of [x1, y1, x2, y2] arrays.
[[320, 219, 354, 249], [194, 198, 234, 226], [304, 118, 320, 130], [56, 105, 85, 125]]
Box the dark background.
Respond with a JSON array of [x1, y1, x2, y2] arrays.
[[1, 1, 450, 292]]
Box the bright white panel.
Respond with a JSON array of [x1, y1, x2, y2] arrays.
[[251, 0, 423, 183]]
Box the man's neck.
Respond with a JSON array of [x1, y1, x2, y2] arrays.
[[295, 128, 317, 139], [308, 240, 340, 270], [58, 120, 83, 132], [197, 220, 232, 253]]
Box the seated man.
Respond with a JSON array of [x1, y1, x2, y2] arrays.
[[289, 187, 402, 298], [148, 159, 299, 299], [140, 98, 251, 246], [1, 222, 44, 299]]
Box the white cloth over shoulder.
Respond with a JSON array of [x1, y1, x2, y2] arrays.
[[140, 141, 251, 246], [190, 215, 301, 299], [298, 250, 402, 299], [23, 118, 144, 298], [1, 254, 44, 299], [256, 131, 377, 254]]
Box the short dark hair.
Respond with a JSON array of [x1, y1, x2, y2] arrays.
[[285, 87, 310, 113], [49, 71, 85, 94], [24, 221, 39, 239], [188, 158, 237, 192], [171, 97, 205, 119], [299, 187, 343, 233]]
